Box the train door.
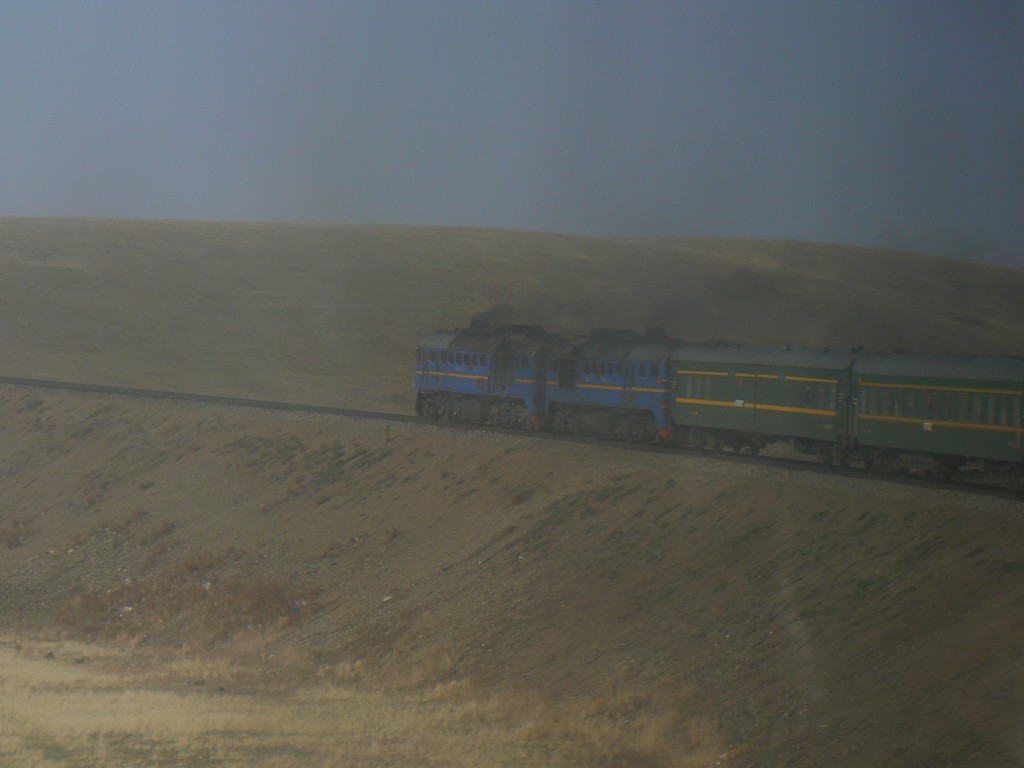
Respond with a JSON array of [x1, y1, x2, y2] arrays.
[[533, 350, 547, 409], [557, 357, 577, 390]]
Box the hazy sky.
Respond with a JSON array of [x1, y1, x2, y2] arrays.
[[2, 1, 1021, 264]]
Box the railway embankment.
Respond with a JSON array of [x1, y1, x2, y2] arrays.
[[1, 385, 1021, 766]]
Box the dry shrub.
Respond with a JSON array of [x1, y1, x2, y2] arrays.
[[140, 520, 177, 545], [471, 679, 722, 768], [384, 641, 462, 689], [316, 658, 370, 685], [0, 517, 31, 549], [54, 548, 321, 647]]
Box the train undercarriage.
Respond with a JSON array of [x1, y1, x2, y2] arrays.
[[416, 392, 534, 430], [418, 391, 1023, 492], [547, 403, 659, 443]]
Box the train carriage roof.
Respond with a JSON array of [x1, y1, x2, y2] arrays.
[[553, 329, 676, 363], [417, 326, 557, 356], [854, 353, 1024, 383], [671, 345, 861, 371]]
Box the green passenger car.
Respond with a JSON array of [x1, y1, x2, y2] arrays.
[[852, 354, 1024, 466], [669, 346, 860, 455]]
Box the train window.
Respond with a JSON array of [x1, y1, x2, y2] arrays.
[[429, 351, 437, 363], [958, 394, 967, 423], [1013, 397, 1021, 427], [999, 396, 1009, 426], [987, 396, 995, 425], [616, 363, 623, 376]]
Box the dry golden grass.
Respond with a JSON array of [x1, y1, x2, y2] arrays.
[[0, 639, 722, 767]]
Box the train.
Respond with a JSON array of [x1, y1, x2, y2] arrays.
[[414, 321, 1024, 488]]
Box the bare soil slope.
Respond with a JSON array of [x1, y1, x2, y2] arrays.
[[0, 219, 1022, 766]]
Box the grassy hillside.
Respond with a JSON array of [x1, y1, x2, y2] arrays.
[[2, 218, 1024, 412], [0, 219, 1022, 766]]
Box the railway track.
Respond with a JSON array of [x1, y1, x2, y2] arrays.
[[1, 375, 1019, 504], [0, 375, 413, 423]]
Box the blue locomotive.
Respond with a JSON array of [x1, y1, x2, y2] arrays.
[[416, 322, 1024, 485]]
